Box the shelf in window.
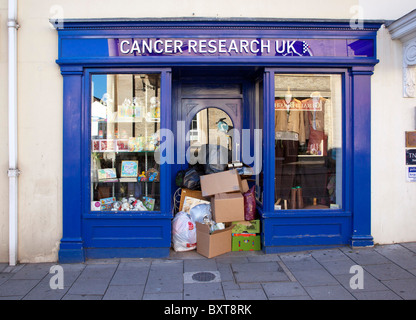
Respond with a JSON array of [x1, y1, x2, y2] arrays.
[[92, 150, 156, 153], [94, 180, 159, 183], [92, 118, 160, 124]]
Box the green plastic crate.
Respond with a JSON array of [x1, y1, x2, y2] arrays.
[[231, 234, 261, 251]]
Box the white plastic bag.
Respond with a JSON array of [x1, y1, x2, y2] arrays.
[[172, 211, 197, 252]]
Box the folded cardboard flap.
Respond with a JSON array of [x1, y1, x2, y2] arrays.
[[210, 192, 244, 223], [200, 169, 244, 197]]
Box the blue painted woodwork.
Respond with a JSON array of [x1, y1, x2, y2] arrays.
[[54, 19, 382, 262]]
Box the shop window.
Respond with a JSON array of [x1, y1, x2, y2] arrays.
[[274, 74, 342, 210], [91, 73, 161, 212]]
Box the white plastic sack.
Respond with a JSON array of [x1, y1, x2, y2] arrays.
[[172, 211, 197, 252]]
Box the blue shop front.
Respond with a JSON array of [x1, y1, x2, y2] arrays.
[[54, 19, 381, 263]]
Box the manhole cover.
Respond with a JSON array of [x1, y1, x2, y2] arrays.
[[192, 272, 216, 282], [183, 271, 221, 284]]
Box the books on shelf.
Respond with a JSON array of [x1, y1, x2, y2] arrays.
[[143, 197, 155, 211], [121, 161, 138, 178], [100, 197, 116, 211], [97, 168, 117, 182]]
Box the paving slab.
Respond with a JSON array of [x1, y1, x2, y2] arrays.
[[289, 268, 339, 287], [224, 288, 267, 300], [145, 260, 183, 294], [66, 277, 110, 296], [143, 292, 183, 300], [0, 279, 39, 297], [334, 272, 390, 293], [184, 259, 218, 272], [318, 258, 358, 276], [341, 247, 391, 265], [110, 261, 150, 286], [184, 282, 224, 300], [364, 263, 415, 281], [375, 244, 416, 270], [10, 263, 53, 280], [381, 278, 416, 300], [262, 281, 308, 299], [22, 277, 69, 300], [304, 284, 356, 300], [280, 253, 324, 271], [102, 284, 145, 300], [351, 290, 402, 300]]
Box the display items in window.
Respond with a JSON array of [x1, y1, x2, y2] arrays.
[[91, 73, 161, 212], [274, 74, 342, 210]]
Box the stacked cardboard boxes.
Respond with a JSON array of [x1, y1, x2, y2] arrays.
[[195, 169, 260, 258]]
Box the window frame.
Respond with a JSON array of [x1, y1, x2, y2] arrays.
[[263, 68, 351, 217], [82, 68, 172, 217]]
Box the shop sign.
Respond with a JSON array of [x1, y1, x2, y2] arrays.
[[110, 38, 374, 58], [406, 149, 416, 165]]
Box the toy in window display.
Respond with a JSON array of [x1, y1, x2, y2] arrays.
[[132, 97, 143, 121], [128, 136, 145, 152], [146, 168, 159, 182], [147, 96, 160, 122], [139, 171, 147, 181]]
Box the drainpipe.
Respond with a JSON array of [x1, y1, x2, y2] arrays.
[[7, 0, 20, 266]]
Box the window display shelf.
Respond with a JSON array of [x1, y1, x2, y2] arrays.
[[94, 180, 159, 183], [92, 118, 160, 124], [93, 150, 156, 153]]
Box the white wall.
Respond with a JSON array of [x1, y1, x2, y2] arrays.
[[371, 25, 416, 244], [0, 0, 415, 262]]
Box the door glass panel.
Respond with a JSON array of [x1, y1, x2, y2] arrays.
[[188, 108, 233, 172], [91, 74, 161, 212], [274, 74, 342, 210]]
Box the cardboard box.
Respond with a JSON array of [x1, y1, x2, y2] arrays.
[[200, 169, 244, 197], [211, 192, 244, 223], [231, 220, 260, 234], [232, 234, 261, 251], [196, 222, 233, 258]]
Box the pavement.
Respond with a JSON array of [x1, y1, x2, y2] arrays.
[[1, 242, 416, 301]]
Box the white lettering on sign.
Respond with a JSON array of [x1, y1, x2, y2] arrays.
[[118, 39, 311, 56]]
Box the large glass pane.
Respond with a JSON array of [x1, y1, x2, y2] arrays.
[[274, 74, 342, 210], [91, 74, 161, 212]]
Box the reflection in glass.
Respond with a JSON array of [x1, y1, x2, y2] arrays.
[[91, 74, 161, 212], [274, 74, 342, 210], [189, 108, 233, 173]]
